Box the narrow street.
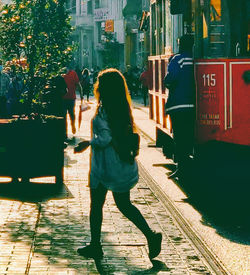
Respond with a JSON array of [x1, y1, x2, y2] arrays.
[[0, 98, 249, 274]]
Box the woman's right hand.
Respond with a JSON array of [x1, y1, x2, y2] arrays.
[[74, 141, 90, 153]]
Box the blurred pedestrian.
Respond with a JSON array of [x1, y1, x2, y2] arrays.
[[75, 66, 82, 82], [139, 67, 150, 106], [74, 68, 162, 260], [93, 66, 100, 84], [46, 75, 68, 116], [6, 69, 24, 117], [164, 34, 195, 180], [0, 60, 10, 118], [123, 65, 133, 95], [132, 66, 141, 97], [63, 65, 83, 140], [89, 68, 94, 90], [81, 68, 91, 102]]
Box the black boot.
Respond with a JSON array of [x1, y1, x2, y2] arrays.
[[77, 243, 103, 259], [147, 232, 162, 259]]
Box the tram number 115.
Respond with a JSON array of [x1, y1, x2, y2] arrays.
[[202, 74, 216, 87]]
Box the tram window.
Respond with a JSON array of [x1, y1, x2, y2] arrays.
[[201, 0, 228, 58], [151, 3, 156, 55], [227, 0, 250, 57], [151, 0, 166, 55], [248, 1, 250, 54], [165, 1, 173, 54], [195, 0, 250, 58], [157, 0, 164, 54]]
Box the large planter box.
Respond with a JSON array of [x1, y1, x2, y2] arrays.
[[0, 117, 64, 184]]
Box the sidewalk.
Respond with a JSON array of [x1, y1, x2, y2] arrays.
[[132, 101, 249, 275], [0, 98, 248, 274]]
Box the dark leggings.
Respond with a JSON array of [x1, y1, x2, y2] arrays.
[[63, 99, 76, 138], [90, 183, 153, 246], [170, 109, 195, 168]]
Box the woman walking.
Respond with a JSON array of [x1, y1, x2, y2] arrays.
[[74, 68, 162, 260]]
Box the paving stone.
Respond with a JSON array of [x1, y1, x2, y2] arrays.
[[0, 100, 216, 274]]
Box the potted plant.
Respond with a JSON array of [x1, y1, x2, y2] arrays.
[[0, 0, 74, 185]]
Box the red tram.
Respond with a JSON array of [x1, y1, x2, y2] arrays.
[[148, 0, 250, 155]]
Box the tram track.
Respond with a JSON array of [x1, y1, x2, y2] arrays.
[[136, 123, 231, 275]]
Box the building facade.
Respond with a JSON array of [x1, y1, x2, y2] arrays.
[[93, 0, 126, 70], [123, 0, 149, 69], [66, 0, 95, 70], [67, 0, 127, 71]]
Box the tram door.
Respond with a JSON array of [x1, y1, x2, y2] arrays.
[[194, 0, 250, 146]]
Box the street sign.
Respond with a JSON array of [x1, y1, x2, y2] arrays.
[[105, 20, 114, 32]]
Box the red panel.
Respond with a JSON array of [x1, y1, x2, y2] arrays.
[[149, 94, 153, 119], [196, 59, 250, 146], [148, 60, 153, 90], [155, 60, 159, 92], [195, 62, 225, 143], [156, 96, 159, 123], [161, 59, 166, 94], [162, 98, 166, 127], [227, 62, 250, 145]]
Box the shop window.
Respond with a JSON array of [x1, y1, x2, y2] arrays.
[[87, 0, 93, 14], [95, 0, 100, 9], [71, 0, 76, 13], [97, 22, 102, 43]]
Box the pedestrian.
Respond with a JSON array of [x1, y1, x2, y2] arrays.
[[0, 60, 11, 118], [46, 75, 68, 116], [164, 34, 196, 180], [63, 65, 83, 140], [129, 66, 140, 97], [81, 68, 91, 101], [139, 67, 150, 106], [74, 68, 162, 260], [93, 66, 100, 84], [75, 66, 82, 82], [6, 67, 24, 117]]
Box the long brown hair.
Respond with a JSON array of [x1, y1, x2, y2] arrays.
[[93, 68, 135, 144]]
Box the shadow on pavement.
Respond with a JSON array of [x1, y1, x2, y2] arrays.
[[94, 258, 170, 274], [154, 143, 250, 245], [6, 202, 166, 274], [1, 180, 165, 273], [6, 204, 91, 272], [0, 181, 71, 202]]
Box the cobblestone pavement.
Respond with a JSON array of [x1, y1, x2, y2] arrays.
[[0, 99, 215, 274]]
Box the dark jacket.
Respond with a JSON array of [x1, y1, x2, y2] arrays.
[[164, 52, 195, 114]]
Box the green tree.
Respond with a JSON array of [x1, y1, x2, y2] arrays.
[[0, 0, 73, 113]]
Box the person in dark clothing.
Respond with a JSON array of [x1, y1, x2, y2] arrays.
[[0, 60, 10, 118], [75, 66, 82, 82], [46, 75, 68, 116], [164, 34, 195, 180], [139, 68, 150, 106], [93, 66, 100, 84], [81, 68, 91, 101], [6, 72, 24, 117]]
